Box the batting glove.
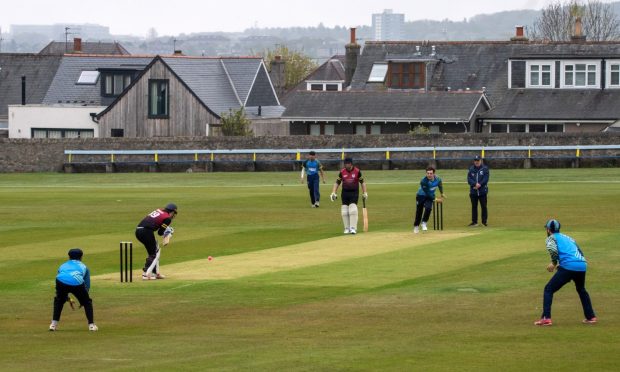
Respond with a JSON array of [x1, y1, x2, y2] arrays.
[[362, 192, 368, 200], [164, 226, 174, 236], [330, 193, 338, 202]]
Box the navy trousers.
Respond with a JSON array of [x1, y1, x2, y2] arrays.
[[470, 193, 488, 224], [53, 279, 94, 323], [414, 195, 433, 226], [542, 266, 596, 319], [307, 174, 320, 205]]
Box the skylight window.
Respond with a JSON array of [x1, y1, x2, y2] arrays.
[[77, 71, 100, 85], [368, 63, 388, 82]]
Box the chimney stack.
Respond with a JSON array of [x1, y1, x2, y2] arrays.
[[173, 50, 184, 56], [345, 27, 361, 88], [73, 37, 82, 53], [510, 26, 529, 42], [269, 55, 286, 98], [571, 17, 587, 43]]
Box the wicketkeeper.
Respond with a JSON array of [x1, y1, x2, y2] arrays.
[[330, 158, 367, 234], [534, 219, 597, 326], [49, 248, 97, 331], [135, 203, 177, 280]]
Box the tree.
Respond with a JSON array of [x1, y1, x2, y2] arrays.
[[220, 108, 253, 136], [262, 45, 318, 90], [530, 0, 620, 41]]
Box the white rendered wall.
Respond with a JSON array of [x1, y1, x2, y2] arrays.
[[9, 105, 105, 138]]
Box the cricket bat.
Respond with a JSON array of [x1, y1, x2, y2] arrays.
[[362, 198, 369, 232], [145, 244, 162, 278]]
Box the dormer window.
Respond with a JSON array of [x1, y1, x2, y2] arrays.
[[526, 61, 554, 88], [606, 62, 620, 88], [561, 61, 599, 88], [306, 82, 343, 91], [101, 70, 135, 97], [387, 62, 425, 89]]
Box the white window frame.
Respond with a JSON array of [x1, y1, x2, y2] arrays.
[[76, 71, 100, 85], [305, 81, 343, 91], [606, 60, 620, 88], [561, 60, 600, 89], [526, 61, 555, 88]]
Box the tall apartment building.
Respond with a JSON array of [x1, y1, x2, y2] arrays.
[[372, 9, 405, 41]]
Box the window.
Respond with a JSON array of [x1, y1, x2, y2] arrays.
[[102, 71, 135, 96], [31, 128, 94, 138], [76, 71, 99, 85], [310, 84, 323, 91], [371, 124, 381, 134], [325, 84, 339, 91], [490, 124, 508, 133], [355, 124, 367, 135], [490, 123, 564, 133], [608, 63, 620, 87], [309, 124, 321, 136], [368, 63, 388, 82], [546, 124, 564, 132], [562, 62, 598, 88], [527, 63, 552, 87], [111, 129, 124, 137], [529, 124, 546, 132], [510, 124, 526, 133], [324, 124, 335, 135], [148, 79, 169, 118], [387, 62, 425, 89]]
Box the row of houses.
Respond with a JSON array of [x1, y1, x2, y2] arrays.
[[2, 24, 620, 139]]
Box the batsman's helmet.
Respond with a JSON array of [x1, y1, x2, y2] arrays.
[[344, 157, 353, 164], [545, 219, 561, 233], [165, 203, 178, 213], [68, 248, 83, 260]]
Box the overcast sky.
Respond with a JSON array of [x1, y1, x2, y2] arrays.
[[0, 0, 617, 36]]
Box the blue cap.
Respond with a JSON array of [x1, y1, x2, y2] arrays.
[[545, 219, 561, 233], [474, 155, 482, 161], [68, 248, 83, 260]]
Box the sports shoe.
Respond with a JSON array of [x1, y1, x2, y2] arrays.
[[349, 228, 357, 235], [482, 222, 488, 227], [344, 228, 350, 234], [155, 273, 166, 279], [142, 273, 156, 280], [583, 317, 597, 324], [421, 222, 428, 231], [49, 323, 57, 331], [413, 226, 419, 234], [534, 318, 552, 326], [88, 323, 98, 331], [468, 222, 479, 227], [315, 202, 320, 208]]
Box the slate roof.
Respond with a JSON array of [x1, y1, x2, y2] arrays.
[[42, 55, 153, 106], [0, 53, 62, 118], [282, 91, 488, 122], [480, 89, 620, 120], [39, 41, 131, 55], [352, 41, 620, 101], [161, 56, 281, 117], [280, 55, 345, 105]]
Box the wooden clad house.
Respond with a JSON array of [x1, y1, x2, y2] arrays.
[[97, 55, 283, 137]]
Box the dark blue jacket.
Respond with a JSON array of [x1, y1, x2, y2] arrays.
[[468, 164, 489, 196]]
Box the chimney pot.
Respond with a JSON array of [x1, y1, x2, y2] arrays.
[[516, 26, 524, 37], [350, 27, 357, 45], [173, 50, 183, 55], [73, 37, 82, 53]]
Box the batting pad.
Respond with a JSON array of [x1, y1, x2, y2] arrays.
[[341, 205, 350, 229], [348, 203, 358, 230]]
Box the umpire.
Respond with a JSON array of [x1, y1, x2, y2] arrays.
[[467, 155, 489, 226]]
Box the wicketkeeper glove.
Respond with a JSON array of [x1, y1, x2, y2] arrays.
[[164, 226, 174, 236], [330, 193, 338, 202]]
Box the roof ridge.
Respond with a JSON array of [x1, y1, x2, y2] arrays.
[[220, 59, 243, 106]]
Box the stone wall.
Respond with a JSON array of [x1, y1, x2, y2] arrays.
[[0, 133, 619, 173]]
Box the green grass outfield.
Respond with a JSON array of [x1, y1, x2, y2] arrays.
[[1, 169, 619, 371]]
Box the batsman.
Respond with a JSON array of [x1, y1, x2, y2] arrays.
[[135, 203, 177, 280], [330, 158, 367, 234]]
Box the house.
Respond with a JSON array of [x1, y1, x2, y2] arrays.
[[283, 26, 620, 135], [96, 55, 285, 137], [7, 54, 153, 138], [0, 53, 62, 137], [39, 38, 131, 55]]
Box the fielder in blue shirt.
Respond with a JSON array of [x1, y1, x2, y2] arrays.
[[413, 166, 445, 233], [301, 151, 325, 208], [534, 219, 597, 326], [49, 248, 98, 331]]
